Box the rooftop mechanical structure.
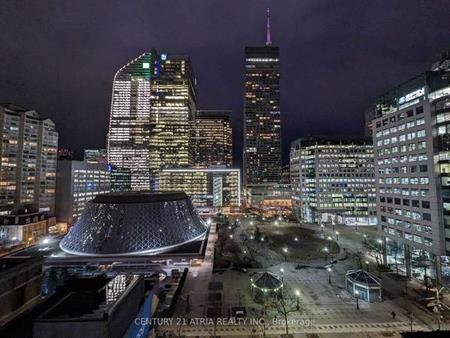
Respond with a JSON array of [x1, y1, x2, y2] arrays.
[[60, 191, 208, 256]]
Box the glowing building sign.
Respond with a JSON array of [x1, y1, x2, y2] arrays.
[[397, 87, 425, 105]]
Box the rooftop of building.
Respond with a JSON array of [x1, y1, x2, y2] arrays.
[[0, 204, 47, 225], [197, 110, 231, 119], [245, 46, 280, 55], [291, 136, 373, 148], [0, 103, 54, 123], [0, 256, 43, 275], [92, 191, 187, 204], [37, 274, 141, 321], [161, 167, 240, 174]]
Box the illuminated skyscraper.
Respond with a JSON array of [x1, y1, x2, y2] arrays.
[[243, 8, 281, 186], [149, 54, 197, 188], [193, 110, 232, 167], [107, 51, 196, 190], [0, 104, 58, 215], [107, 52, 153, 190]]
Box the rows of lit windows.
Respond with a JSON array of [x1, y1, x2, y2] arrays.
[[382, 225, 432, 247]]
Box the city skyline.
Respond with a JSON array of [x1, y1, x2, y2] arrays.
[[2, 2, 450, 335], [1, 1, 450, 167]]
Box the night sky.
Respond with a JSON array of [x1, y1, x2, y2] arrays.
[[1, 1, 449, 167]]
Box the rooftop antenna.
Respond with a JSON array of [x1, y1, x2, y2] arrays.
[[266, 7, 272, 46]]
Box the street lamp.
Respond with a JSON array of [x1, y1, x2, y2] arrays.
[[250, 221, 254, 226], [295, 289, 300, 310], [283, 247, 288, 261], [274, 221, 279, 226], [327, 267, 332, 284], [355, 290, 360, 310], [365, 260, 369, 271], [294, 237, 298, 242], [335, 231, 339, 241], [41, 237, 51, 245], [323, 246, 329, 261]]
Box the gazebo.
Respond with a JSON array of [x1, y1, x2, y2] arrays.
[[345, 269, 382, 303], [250, 272, 283, 302]]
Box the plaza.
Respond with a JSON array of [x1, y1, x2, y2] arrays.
[[158, 216, 445, 337]]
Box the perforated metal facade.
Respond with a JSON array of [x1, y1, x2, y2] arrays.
[[60, 192, 207, 256]]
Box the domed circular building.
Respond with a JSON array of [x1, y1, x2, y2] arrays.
[[60, 191, 208, 256]]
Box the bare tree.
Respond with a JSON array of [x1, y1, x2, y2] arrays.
[[273, 289, 303, 336]]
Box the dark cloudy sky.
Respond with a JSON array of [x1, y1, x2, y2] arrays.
[[1, 1, 449, 166]]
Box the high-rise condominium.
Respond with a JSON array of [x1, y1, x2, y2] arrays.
[[371, 49, 450, 282], [243, 8, 281, 186], [193, 110, 232, 167], [0, 104, 58, 214], [107, 50, 196, 190]]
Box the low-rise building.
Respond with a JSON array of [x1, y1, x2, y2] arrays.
[[246, 183, 292, 217], [33, 275, 145, 338], [0, 256, 44, 326], [158, 167, 240, 212], [0, 204, 55, 244]]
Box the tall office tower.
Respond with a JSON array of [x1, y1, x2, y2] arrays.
[[290, 137, 376, 225], [193, 110, 232, 167], [107, 51, 196, 190], [107, 52, 154, 190], [0, 104, 58, 215], [371, 54, 450, 283], [148, 53, 197, 189], [243, 8, 281, 186]]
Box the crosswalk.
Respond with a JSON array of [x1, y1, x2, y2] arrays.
[[158, 320, 424, 336]]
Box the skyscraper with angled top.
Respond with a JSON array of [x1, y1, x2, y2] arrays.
[[107, 50, 196, 191], [243, 8, 281, 187]]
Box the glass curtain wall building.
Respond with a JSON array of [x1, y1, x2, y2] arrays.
[[148, 54, 197, 189], [193, 110, 232, 167], [158, 168, 240, 212], [107, 50, 196, 191], [243, 11, 281, 187], [107, 52, 154, 191], [290, 137, 376, 226], [371, 52, 450, 284]]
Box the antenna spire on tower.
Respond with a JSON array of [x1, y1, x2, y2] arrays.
[[266, 7, 272, 46]]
